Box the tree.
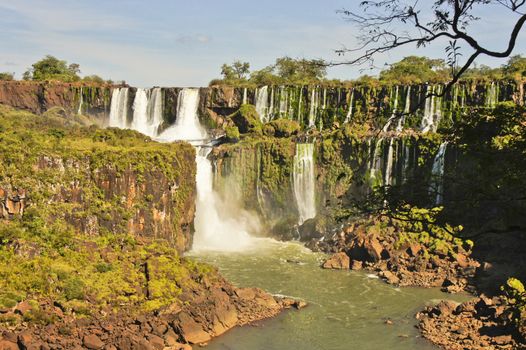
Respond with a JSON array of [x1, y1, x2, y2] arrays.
[[503, 55, 526, 81], [0, 72, 14, 81], [24, 55, 81, 82], [379, 56, 449, 84], [221, 60, 250, 81], [273, 57, 327, 83], [337, 1, 526, 93]]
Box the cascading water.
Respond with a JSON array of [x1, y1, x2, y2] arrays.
[[109, 87, 130, 128], [293, 143, 316, 225], [77, 87, 84, 114], [255, 86, 269, 123], [157, 88, 257, 251], [486, 82, 498, 108], [382, 86, 399, 132], [278, 86, 288, 118], [384, 138, 396, 186], [308, 88, 318, 128], [421, 85, 443, 133], [242, 88, 248, 105], [369, 138, 384, 187], [344, 90, 354, 123], [396, 86, 411, 132], [430, 142, 448, 205]]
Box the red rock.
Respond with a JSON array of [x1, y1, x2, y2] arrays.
[[14, 301, 32, 316], [147, 334, 164, 350], [350, 260, 363, 270], [322, 252, 350, 269], [455, 253, 469, 268], [83, 334, 104, 349], [365, 237, 384, 262], [0, 340, 19, 350], [175, 312, 211, 344], [234, 288, 256, 300]]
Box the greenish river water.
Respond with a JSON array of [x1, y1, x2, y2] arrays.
[[190, 239, 469, 350]]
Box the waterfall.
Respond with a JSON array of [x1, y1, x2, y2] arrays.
[[384, 138, 395, 186], [430, 142, 448, 205], [131, 88, 150, 134], [396, 86, 411, 132], [293, 143, 316, 224], [421, 85, 442, 133], [279, 86, 288, 118], [345, 90, 354, 123], [242, 88, 247, 105], [77, 87, 83, 114], [383, 86, 399, 132], [157, 89, 205, 142], [486, 82, 498, 108], [109, 87, 130, 128], [308, 88, 318, 128], [255, 86, 269, 122], [369, 138, 384, 187], [157, 88, 256, 251]]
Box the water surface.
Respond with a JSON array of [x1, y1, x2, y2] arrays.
[[190, 240, 469, 350]]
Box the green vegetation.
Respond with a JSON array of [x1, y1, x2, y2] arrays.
[[379, 56, 450, 85], [229, 104, 263, 134], [0, 104, 202, 325], [211, 56, 327, 86], [0, 72, 14, 81], [225, 125, 240, 142], [265, 119, 301, 138], [502, 278, 526, 335], [211, 54, 526, 88], [22, 55, 112, 84]]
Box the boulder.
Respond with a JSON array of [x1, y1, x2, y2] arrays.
[[322, 252, 350, 269], [174, 312, 211, 344], [365, 237, 384, 262], [350, 260, 363, 271], [83, 334, 104, 349], [380, 271, 400, 285], [0, 340, 18, 350]]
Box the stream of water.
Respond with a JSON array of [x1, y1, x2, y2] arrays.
[[191, 240, 469, 350]]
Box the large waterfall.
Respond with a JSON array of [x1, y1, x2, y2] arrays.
[[108, 87, 163, 137], [293, 143, 316, 224], [430, 142, 448, 205], [109, 87, 130, 128], [157, 89, 257, 251]]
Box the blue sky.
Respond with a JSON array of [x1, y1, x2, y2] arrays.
[[0, 0, 525, 87]]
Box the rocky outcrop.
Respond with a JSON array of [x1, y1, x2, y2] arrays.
[[417, 297, 526, 350], [0, 272, 305, 350], [313, 215, 479, 291], [0, 188, 27, 218]]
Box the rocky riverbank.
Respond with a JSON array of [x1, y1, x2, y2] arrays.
[[417, 297, 526, 350], [0, 268, 304, 350], [314, 212, 479, 293]]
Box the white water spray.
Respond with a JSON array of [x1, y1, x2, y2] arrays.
[[157, 89, 257, 251], [293, 143, 316, 224]]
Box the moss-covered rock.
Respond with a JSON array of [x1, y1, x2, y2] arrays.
[[268, 119, 300, 138], [229, 104, 262, 134]]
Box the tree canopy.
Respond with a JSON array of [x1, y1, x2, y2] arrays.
[[24, 55, 81, 82]]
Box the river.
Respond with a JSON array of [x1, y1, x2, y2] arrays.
[[190, 239, 469, 350]]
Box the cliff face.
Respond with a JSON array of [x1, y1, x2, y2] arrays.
[[0, 105, 196, 253], [0, 81, 111, 122], [1, 80, 524, 133]]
